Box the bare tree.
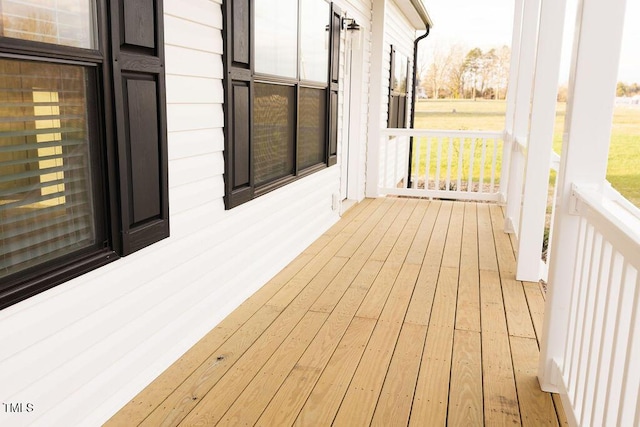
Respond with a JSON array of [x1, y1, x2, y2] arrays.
[[493, 45, 511, 99], [444, 45, 466, 99], [420, 43, 511, 100], [422, 41, 454, 99]]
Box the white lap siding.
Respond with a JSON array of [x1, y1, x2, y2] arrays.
[[0, 0, 351, 425]]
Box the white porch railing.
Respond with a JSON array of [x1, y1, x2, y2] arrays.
[[380, 129, 504, 202], [548, 183, 640, 426]]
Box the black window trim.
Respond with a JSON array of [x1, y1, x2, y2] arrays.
[[223, 0, 341, 209], [388, 45, 410, 129], [0, 0, 169, 310]]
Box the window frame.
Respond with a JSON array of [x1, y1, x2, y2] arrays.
[[222, 0, 341, 209], [251, 78, 329, 197], [0, 0, 169, 309], [387, 45, 410, 129]]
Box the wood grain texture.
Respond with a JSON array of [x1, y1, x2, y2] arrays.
[[107, 198, 564, 427], [477, 203, 499, 271], [510, 336, 559, 427], [456, 202, 481, 332], [371, 323, 427, 427], [523, 281, 546, 346], [448, 330, 484, 426], [294, 317, 377, 426]]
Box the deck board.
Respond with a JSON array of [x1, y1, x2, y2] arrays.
[[108, 198, 566, 427], [448, 329, 484, 426]]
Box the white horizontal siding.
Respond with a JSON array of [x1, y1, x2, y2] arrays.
[[166, 75, 223, 104], [165, 45, 223, 78], [167, 128, 224, 161], [0, 1, 342, 426], [381, 135, 410, 188]]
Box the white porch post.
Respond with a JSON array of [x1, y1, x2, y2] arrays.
[[500, 0, 523, 203], [515, 0, 567, 282], [538, 0, 627, 391], [365, 0, 387, 198], [504, 0, 541, 235]]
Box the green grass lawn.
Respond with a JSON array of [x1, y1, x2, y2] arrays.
[[414, 99, 640, 206]]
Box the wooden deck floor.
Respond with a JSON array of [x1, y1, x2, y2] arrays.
[[107, 198, 567, 426]]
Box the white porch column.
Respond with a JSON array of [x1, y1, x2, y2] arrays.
[[503, 0, 541, 234], [515, 0, 568, 282], [538, 0, 627, 391], [504, 0, 523, 134], [500, 0, 523, 202], [365, 0, 387, 197]]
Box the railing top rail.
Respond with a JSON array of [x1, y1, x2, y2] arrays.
[[381, 128, 504, 139], [573, 183, 640, 266]]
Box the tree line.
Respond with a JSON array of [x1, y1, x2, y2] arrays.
[[420, 43, 639, 102], [420, 44, 511, 100]]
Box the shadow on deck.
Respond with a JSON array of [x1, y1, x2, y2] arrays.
[[107, 197, 567, 426]]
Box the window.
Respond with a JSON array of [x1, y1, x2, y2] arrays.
[[0, 0, 168, 309], [223, 0, 341, 208], [388, 46, 409, 128]]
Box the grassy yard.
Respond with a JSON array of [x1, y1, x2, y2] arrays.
[[414, 99, 640, 206]]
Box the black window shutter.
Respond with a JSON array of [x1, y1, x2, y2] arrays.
[[327, 3, 342, 167], [388, 46, 396, 128], [110, 0, 170, 255], [223, 0, 253, 209]]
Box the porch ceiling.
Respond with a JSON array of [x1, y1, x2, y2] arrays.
[[107, 198, 566, 426]]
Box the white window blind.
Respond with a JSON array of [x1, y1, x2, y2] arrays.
[[0, 58, 96, 279]]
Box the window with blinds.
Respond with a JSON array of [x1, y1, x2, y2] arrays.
[[0, 0, 168, 309], [0, 58, 97, 280]]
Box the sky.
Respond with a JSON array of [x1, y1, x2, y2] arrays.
[[423, 0, 640, 84]]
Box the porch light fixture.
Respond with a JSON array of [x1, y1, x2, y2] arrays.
[[342, 17, 362, 49], [342, 17, 361, 32]]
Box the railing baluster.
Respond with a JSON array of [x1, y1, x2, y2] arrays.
[[590, 250, 623, 425], [413, 136, 422, 189], [435, 137, 442, 191], [602, 261, 630, 425], [393, 136, 400, 188], [564, 216, 588, 379], [425, 137, 432, 190], [382, 137, 389, 188], [616, 268, 639, 427], [479, 137, 487, 194], [573, 228, 601, 418], [456, 137, 464, 192], [402, 138, 409, 189], [568, 222, 594, 402], [491, 138, 498, 193], [468, 138, 477, 192], [446, 137, 453, 191], [580, 238, 610, 426]]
